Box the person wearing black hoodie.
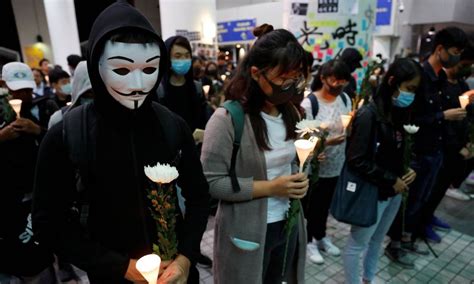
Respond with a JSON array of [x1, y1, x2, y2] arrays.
[[32, 2, 210, 283], [340, 48, 363, 99], [156, 36, 208, 133]]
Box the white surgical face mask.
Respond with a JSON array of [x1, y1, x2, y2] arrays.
[[99, 41, 160, 109]]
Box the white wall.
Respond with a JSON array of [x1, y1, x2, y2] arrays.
[[43, 0, 81, 70], [11, 0, 53, 65], [217, 2, 284, 30], [159, 0, 217, 45]]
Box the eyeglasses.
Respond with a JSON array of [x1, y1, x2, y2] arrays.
[[262, 72, 306, 92]]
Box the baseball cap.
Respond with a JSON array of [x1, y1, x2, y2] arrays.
[[1, 62, 36, 91]]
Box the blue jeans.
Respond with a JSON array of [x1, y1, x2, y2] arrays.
[[343, 195, 402, 284]]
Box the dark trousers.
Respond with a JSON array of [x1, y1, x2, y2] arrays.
[[388, 152, 443, 241], [302, 177, 339, 241], [262, 220, 298, 284], [420, 152, 466, 229]]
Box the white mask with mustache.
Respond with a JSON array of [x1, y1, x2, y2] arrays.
[[99, 41, 160, 109]]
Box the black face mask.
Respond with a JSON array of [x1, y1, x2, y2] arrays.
[[262, 73, 297, 105], [324, 79, 346, 96], [439, 49, 461, 68]]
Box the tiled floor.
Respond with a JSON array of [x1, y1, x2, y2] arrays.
[[198, 203, 474, 283]]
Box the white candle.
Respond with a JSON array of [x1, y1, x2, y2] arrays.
[[459, 95, 469, 109], [220, 74, 227, 81], [340, 114, 352, 129], [294, 139, 314, 173], [136, 254, 161, 284], [66, 101, 72, 106], [9, 99, 22, 118], [203, 85, 211, 96]]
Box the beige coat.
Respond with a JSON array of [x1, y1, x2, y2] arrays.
[[201, 108, 307, 284]]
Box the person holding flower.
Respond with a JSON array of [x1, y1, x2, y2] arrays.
[[201, 24, 309, 284], [32, 2, 210, 283], [342, 58, 421, 283], [300, 59, 352, 265]]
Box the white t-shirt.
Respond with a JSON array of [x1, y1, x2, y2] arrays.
[[261, 111, 295, 224], [301, 92, 352, 178]]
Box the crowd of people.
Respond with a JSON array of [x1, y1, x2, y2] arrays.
[[0, 1, 473, 283]]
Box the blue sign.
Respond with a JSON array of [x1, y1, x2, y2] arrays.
[[376, 0, 392, 26], [217, 19, 256, 43]]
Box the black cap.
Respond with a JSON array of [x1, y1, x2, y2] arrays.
[[340, 48, 363, 69]]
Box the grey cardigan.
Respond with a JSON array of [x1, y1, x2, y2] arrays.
[[201, 108, 307, 284]]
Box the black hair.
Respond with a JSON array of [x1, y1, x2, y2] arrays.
[[305, 51, 314, 71], [165, 36, 195, 92], [39, 58, 49, 67], [48, 68, 70, 84], [432, 27, 468, 53], [67, 54, 83, 68], [311, 59, 352, 91], [374, 58, 422, 123], [226, 24, 304, 151]]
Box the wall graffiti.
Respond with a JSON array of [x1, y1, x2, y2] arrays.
[[287, 0, 376, 88]]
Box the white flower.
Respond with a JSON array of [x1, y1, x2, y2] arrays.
[[144, 163, 179, 184], [403, 124, 419, 134], [0, 88, 9, 96], [295, 119, 320, 137], [374, 57, 383, 64]]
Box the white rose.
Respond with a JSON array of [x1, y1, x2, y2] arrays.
[[295, 119, 321, 137], [403, 124, 420, 134], [144, 163, 179, 184]]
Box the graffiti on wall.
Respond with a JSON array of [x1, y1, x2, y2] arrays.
[[288, 0, 376, 87]]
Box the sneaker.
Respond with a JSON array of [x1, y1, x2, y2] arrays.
[[384, 246, 414, 269], [424, 225, 442, 243], [401, 241, 430, 255], [464, 171, 474, 186], [307, 242, 324, 264], [431, 216, 451, 232], [445, 188, 470, 201], [196, 253, 213, 268], [317, 237, 341, 256]]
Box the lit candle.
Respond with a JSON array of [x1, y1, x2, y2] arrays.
[[459, 95, 469, 109], [294, 139, 314, 173], [9, 99, 22, 118], [340, 114, 352, 129], [220, 74, 227, 81], [66, 101, 72, 106], [136, 254, 161, 284], [202, 85, 210, 96]]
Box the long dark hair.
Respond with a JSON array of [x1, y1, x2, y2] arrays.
[[226, 24, 305, 151], [374, 58, 422, 124], [311, 59, 351, 91]]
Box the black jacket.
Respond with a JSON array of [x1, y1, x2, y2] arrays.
[[441, 79, 470, 155], [412, 61, 446, 155], [346, 103, 406, 200], [32, 2, 210, 283], [156, 36, 208, 132]]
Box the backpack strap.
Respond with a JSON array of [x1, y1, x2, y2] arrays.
[[308, 94, 319, 119], [340, 92, 349, 107], [62, 103, 96, 227], [222, 100, 245, 192]]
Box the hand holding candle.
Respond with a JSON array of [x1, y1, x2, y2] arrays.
[[295, 139, 314, 173], [136, 254, 161, 284], [9, 99, 22, 118]]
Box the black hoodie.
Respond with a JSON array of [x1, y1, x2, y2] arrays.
[[32, 1, 210, 282]]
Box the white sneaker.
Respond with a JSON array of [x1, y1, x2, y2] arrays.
[[307, 242, 324, 264], [318, 237, 341, 256], [445, 188, 470, 201]]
